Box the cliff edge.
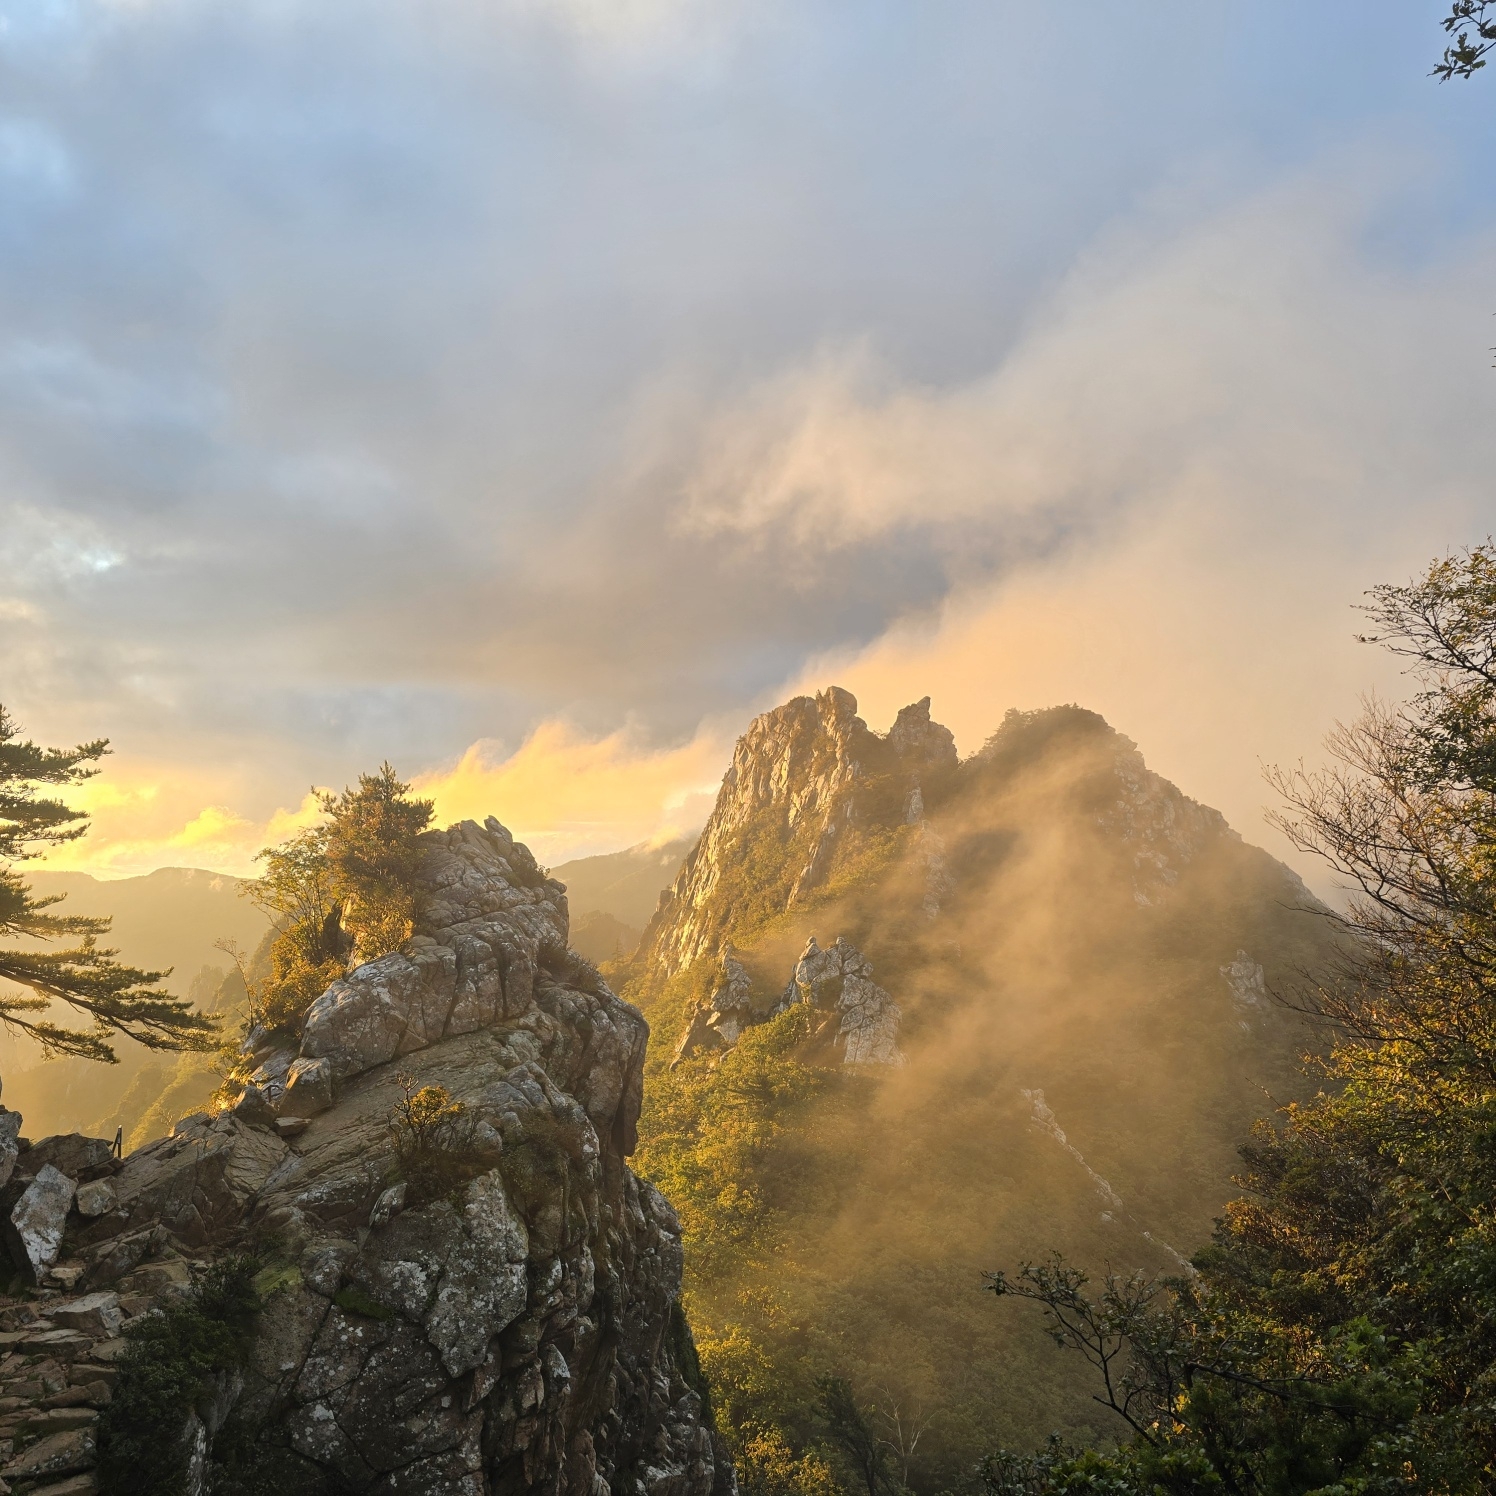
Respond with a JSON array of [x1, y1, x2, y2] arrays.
[[0, 818, 731, 1496]]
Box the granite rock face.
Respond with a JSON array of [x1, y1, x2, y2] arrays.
[[0, 818, 729, 1496], [638, 689, 957, 981], [789, 936, 906, 1067], [674, 935, 905, 1068], [0, 1109, 22, 1193], [8, 1166, 78, 1285], [296, 819, 570, 1089]]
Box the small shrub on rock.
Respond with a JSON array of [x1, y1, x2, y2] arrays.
[[387, 1072, 495, 1206]]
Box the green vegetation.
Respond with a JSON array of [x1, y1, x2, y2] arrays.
[[236, 764, 432, 1038], [97, 1257, 262, 1496], [333, 1283, 396, 1321], [386, 1070, 497, 1206], [984, 545, 1496, 1492], [0, 706, 218, 1063], [640, 1004, 827, 1276], [1438, 1, 1496, 79]]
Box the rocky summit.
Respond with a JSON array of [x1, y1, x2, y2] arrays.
[[0, 818, 731, 1496], [622, 691, 1343, 1474], [638, 689, 958, 982]]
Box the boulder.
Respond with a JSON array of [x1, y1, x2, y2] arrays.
[[27, 1475, 99, 1496], [81, 1227, 162, 1290], [282, 1057, 334, 1117], [49, 1293, 122, 1339], [837, 971, 906, 1066], [368, 1183, 406, 1229], [1, 1425, 95, 1481], [22, 1135, 115, 1182], [73, 1180, 116, 1219], [0, 1108, 23, 1192], [231, 1082, 275, 1127], [7, 1166, 77, 1284]]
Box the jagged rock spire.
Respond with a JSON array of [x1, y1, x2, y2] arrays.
[[637, 689, 958, 980]]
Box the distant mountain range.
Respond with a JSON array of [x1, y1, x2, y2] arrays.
[[23, 866, 270, 985], [2, 868, 272, 1144], [547, 837, 694, 962]]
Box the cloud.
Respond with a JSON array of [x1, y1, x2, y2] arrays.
[[26, 140, 1496, 891], [415, 719, 729, 864], [682, 160, 1494, 556], [37, 719, 728, 878], [766, 168, 1496, 881], [2, 0, 1493, 888]]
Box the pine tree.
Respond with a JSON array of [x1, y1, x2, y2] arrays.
[[0, 705, 218, 1064]]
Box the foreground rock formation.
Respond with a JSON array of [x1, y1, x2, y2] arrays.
[[0, 1281, 133, 1494], [0, 819, 731, 1496]]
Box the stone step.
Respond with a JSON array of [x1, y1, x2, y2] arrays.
[[0, 1425, 96, 1483]]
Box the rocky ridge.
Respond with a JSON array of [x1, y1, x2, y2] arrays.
[[672, 937, 904, 1068], [0, 819, 730, 1496], [638, 690, 956, 982], [622, 694, 1340, 1477]]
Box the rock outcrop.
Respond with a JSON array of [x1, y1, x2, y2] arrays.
[[639, 689, 957, 981], [673, 936, 905, 1069], [786, 936, 905, 1067], [0, 818, 731, 1496]]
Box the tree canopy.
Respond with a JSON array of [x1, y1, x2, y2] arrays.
[[1438, 1, 1496, 80], [241, 762, 433, 1035], [0, 706, 217, 1062]]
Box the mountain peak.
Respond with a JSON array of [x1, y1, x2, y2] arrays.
[[637, 689, 959, 978]]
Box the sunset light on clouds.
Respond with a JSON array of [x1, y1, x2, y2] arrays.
[[1, 0, 1492, 888]]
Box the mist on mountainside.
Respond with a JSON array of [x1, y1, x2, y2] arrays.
[[619, 692, 1337, 1481], [0, 868, 270, 1144], [550, 838, 695, 927], [549, 838, 695, 963]]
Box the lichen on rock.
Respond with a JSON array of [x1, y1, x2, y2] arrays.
[[0, 816, 731, 1496]]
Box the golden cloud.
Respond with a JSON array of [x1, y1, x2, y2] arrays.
[[41, 720, 729, 880], [414, 717, 728, 865]]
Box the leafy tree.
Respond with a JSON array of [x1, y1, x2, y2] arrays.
[[0, 705, 217, 1064], [319, 763, 434, 960], [737, 1425, 841, 1496], [982, 544, 1496, 1493], [241, 826, 350, 1033], [816, 1376, 898, 1496], [96, 1256, 262, 1496], [241, 763, 433, 1035], [1438, 1, 1496, 80]]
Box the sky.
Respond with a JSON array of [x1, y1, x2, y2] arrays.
[[1, 0, 1494, 883]]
